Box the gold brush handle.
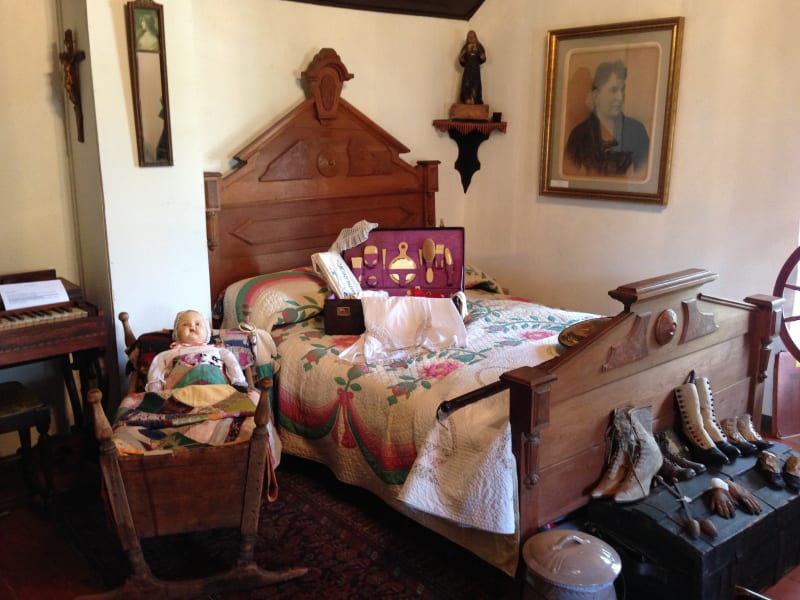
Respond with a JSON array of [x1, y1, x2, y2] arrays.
[[444, 248, 453, 285]]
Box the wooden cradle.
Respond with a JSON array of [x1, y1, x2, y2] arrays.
[[85, 317, 306, 599], [203, 48, 784, 573]]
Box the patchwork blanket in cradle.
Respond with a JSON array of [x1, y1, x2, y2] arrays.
[[111, 383, 261, 455]]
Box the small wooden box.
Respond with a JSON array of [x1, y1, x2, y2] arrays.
[[323, 299, 365, 335]]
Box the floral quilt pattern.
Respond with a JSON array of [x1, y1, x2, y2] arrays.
[[273, 290, 595, 485]]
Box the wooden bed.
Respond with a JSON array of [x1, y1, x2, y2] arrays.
[[204, 48, 784, 574]]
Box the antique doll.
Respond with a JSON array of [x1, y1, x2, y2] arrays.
[[145, 309, 247, 392]]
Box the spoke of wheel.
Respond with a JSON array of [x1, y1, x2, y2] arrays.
[[774, 246, 800, 361]]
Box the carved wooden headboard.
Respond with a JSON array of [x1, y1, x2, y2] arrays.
[[204, 48, 439, 303]]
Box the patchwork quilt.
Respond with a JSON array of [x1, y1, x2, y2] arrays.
[[111, 333, 276, 456], [110, 384, 261, 455]]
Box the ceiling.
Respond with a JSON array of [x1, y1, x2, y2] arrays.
[[283, 0, 485, 20]]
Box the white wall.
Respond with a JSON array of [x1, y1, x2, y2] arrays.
[[84, 1, 208, 336], [0, 1, 84, 451], [189, 0, 800, 315], [471, 0, 800, 314], [0, 1, 79, 282], [193, 1, 468, 219]]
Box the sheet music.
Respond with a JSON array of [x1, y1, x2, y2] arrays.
[[0, 279, 69, 310]]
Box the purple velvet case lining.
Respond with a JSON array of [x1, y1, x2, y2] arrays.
[[342, 227, 465, 297]]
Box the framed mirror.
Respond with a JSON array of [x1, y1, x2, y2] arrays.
[[125, 0, 172, 166]]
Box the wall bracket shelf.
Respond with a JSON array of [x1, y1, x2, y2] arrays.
[[433, 119, 506, 192]]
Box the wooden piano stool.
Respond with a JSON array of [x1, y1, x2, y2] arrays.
[[0, 381, 54, 507]]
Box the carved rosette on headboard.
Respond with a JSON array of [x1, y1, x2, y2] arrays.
[[204, 48, 439, 302]]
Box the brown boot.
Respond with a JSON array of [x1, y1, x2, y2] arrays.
[[669, 452, 708, 474], [591, 407, 633, 498], [658, 454, 696, 482], [656, 430, 707, 474], [758, 450, 784, 488], [614, 406, 663, 503], [737, 414, 773, 450], [783, 455, 800, 490], [720, 417, 758, 456]]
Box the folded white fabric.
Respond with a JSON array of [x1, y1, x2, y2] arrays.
[[328, 219, 379, 254], [338, 296, 467, 363]]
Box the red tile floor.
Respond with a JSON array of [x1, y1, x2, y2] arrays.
[[2, 434, 800, 599], [0, 435, 104, 600]]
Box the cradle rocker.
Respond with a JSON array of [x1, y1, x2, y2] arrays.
[[82, 384, 306, 599]]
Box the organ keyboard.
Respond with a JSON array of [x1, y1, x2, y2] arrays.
[[0, 269, 108, 427], [0, 304, 89, 331]]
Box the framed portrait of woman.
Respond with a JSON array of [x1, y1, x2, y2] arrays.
[[134, 8, 160, 53], [539, 17, 684, 205]]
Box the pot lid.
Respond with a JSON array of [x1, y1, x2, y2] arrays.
[[523, 530, 621, 587]]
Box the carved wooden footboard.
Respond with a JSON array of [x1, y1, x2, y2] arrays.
[[496, 268, 782, 542]]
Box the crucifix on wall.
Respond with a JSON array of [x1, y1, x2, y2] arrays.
[[59, 29, 86, 143]]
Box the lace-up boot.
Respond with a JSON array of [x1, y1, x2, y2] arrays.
[[614, 406, 663, 503], [591, 407, 633, 498]]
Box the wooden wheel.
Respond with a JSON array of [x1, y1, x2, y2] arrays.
[[773, 246, 800, 361]]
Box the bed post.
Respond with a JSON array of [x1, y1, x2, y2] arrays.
[[742, 293, 784, 430], [416, 160, 440, 227], [500, 366, 557, 542]]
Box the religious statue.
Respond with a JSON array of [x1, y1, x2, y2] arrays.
[[450, 30, 489, 121], [458, 30, 486, 105]]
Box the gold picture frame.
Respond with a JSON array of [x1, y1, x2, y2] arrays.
[[539, 17, 684, 205]]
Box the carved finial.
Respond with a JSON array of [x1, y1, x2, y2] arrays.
[[301, 48, 354, 122]]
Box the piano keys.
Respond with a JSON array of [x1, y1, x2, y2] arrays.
[[0, 305, 89, 331]]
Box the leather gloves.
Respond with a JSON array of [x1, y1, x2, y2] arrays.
[[708, 478, 736, 519], [708, 477, 763, 518], [728, 480, 762, 514]]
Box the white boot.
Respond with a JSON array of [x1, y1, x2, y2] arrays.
[[674, 381, 729, 466], [694, 376, 741, 461]]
